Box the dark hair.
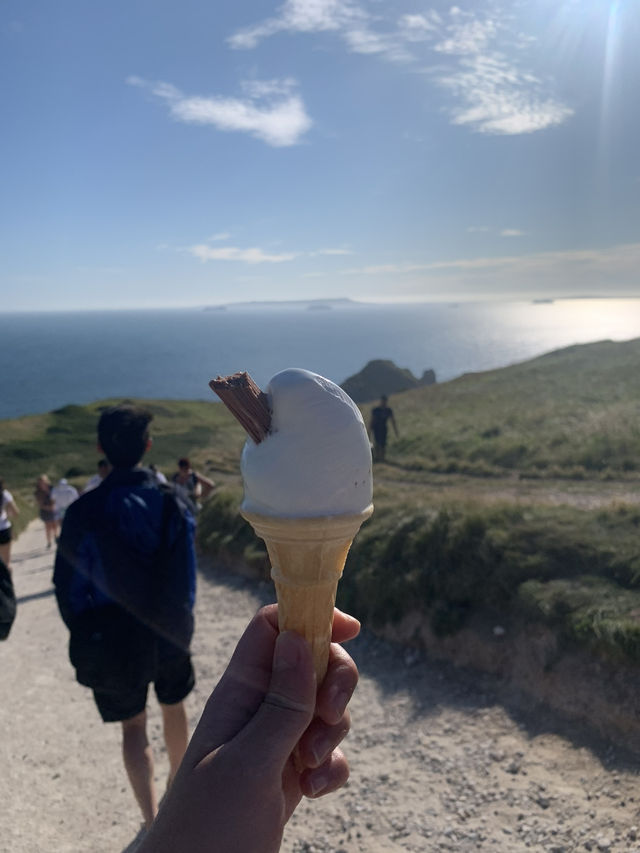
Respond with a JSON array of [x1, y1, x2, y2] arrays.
[[178, 458, 190, 469], [98, 406, 152, 468], [97, 458, 109, 470]]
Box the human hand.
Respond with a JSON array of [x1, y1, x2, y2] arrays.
[[139, 605, 360, 853]]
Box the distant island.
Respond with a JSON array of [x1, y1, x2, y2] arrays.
[[203, 297, 360, 311]]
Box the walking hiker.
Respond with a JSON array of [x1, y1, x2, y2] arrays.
[[171, 457, 215, 514], [51, 477, 79, 524], [53, 405, 197, 829], [34, 475, 57, 548], [368, 395, 399, 462], [0, 478, 19, 569]]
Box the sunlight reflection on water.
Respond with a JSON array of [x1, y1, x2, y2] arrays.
[[0, 298, 638, 419]]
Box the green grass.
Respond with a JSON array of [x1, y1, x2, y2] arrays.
[[337, 501, 640, 657], [2, 337, 640, 663], [0, 396, 245, 535], [390, 338, 640, 478], [518, 576, 640, 663]]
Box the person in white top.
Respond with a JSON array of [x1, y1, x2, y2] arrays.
[[51, 478, 79, 523], [148, 463, 168, 485], [0, 479, 19, 569], [83, 458, 112, 493]]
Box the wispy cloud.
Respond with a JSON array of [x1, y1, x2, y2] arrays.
[[127, 76, 312, 147], [188, 244, 297, 264], [430, 7, 573, 135], [228, 3, 572, 137], [435, 52, 573, 135], [467, 226, 527, 236], [398, 12, 441, 43], [185, 241, 353, 264], [228, 0, 364, 50], [341, 243, 640, 293], [310, 247, 354, 256], [229, 0, 413, 62]]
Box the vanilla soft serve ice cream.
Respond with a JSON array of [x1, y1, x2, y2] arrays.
[[240, 368, 373, 518]]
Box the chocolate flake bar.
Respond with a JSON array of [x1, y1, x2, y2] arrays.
[[209, 371, 272, 444]]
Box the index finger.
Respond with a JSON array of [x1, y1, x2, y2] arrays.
[[260, 604, 361, 645]]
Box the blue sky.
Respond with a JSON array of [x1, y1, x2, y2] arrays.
[[2, 0, 639, 310]]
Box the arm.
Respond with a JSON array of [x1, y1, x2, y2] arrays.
[[194, 471, 216, 500], [390, 411, 399, 438], [6, 498, 19, 518], [53, 504, 95, 630], [139, 605, 359, 853]]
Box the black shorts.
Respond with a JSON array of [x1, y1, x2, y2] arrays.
[[93, 644, 195, 723], [0, 528, 12, 546]]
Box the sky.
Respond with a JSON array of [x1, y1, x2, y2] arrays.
[[1, 0, 640, 310]]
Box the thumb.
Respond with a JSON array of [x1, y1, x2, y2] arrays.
[[241, 631, 316, 764]]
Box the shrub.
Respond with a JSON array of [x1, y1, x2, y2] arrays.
[[196, 489, 268, 574]]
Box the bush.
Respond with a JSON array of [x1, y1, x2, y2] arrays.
[[518, 576, 640, 663], [196, 490, 268, 574], [338, 501, 640, 662]]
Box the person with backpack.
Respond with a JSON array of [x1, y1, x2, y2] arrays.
[[53, 405, 197, 830], [171, 457, 215, 513]]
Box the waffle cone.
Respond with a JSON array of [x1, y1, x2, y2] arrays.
[[241, 506, 373, 685]]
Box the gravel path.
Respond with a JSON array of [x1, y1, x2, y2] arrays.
[[1, 521, 639, 852]]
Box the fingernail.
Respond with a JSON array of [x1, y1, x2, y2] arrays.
[[311, 736, 329, 766], [307, 772, 329, 797], [274, 631, 302, 671]]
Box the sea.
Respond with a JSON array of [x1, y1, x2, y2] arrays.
[[1, 298, 639, 421]]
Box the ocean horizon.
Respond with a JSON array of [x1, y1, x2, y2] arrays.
[[1, 298, 639, 421]]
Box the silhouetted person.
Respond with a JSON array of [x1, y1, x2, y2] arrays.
[[54, 405, 197, 829], [369, 395, 398, 462]]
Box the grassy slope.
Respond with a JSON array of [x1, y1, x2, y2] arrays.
[[0, 398, 246, 537], [2, 338, 640, 661], [391, 338, 640, 477]]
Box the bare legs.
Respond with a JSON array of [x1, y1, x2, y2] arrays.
[[45, 520, 57, 548], [161, 701, 189, 786], [122, 711, 157, 829], [121, 701, 189, 828]]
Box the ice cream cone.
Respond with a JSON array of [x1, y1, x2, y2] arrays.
[[241, 506, 373, 685]]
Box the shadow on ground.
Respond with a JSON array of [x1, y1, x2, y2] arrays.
[[17, 587, 55, 605], [199, 554, 640, 775]]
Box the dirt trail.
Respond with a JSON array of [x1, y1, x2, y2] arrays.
[[376, 469, 640, 511], [1, 521, 639, 853]]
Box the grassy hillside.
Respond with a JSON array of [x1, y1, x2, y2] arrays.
[[0, 397, 246, 537], [2, 338, 640, 663], [390, 338, 640, 477]]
